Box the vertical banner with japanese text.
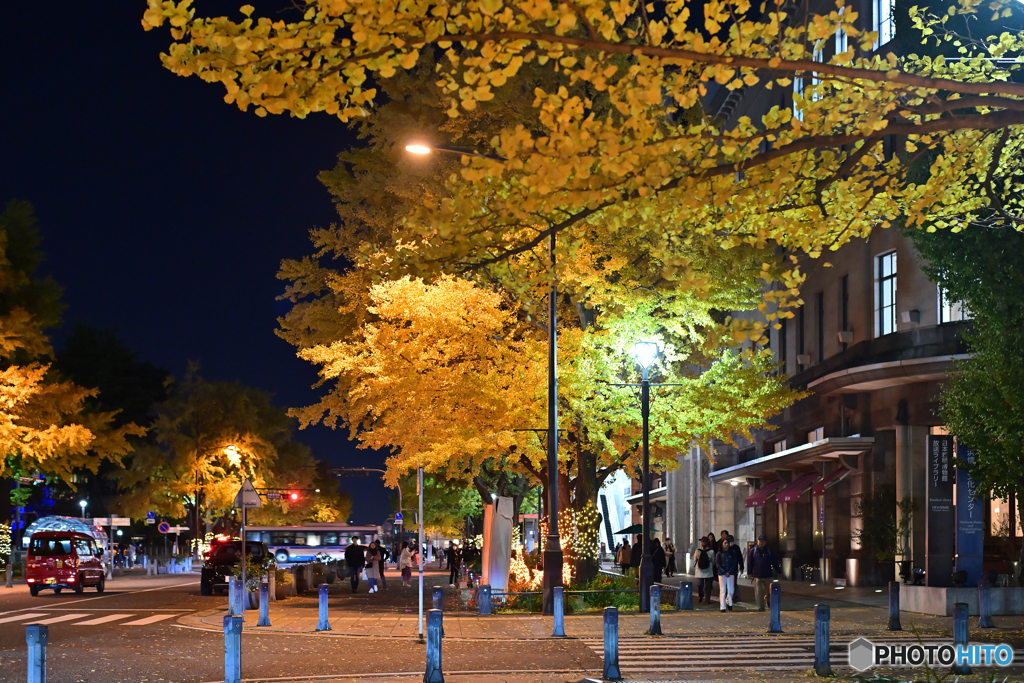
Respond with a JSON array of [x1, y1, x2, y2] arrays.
[[926, 435, 955, 586], [955, 441, 984, 587]]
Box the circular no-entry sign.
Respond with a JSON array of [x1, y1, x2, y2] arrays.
[[157, 522, 171, 534]]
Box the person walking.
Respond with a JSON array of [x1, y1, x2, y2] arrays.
[[693, 537, 715, 604], [617, 539, 631, 574], [706, 533, 719, 581], [630, 534, 643, 574], [345, 536, 366, 593], [726, 535, 744, 602], [373, 540, 388, 590], [716, 537, 739, 611], [364, 543, 381, 593], [399, 541, 413, 587], [446, 542, 461, 586], [651, 538, 666, 585], [664, 538, 677, 577], [747, 534, 782, 611]]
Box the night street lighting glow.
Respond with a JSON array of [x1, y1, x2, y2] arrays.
[[633, 342, 658, 369], [405, 143, 432, 155]]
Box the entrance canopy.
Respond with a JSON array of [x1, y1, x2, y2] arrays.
[[813, 467, 850, 496], [744, 480, 784, 508], [710, 437, 874, 484], [776, 472, 821, 503]]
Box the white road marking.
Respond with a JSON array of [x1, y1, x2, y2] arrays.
[[0, 612, 48, 624], [120, 613, 180, 625], [28, 613, 91, 625], [73, 613, 136, 625]]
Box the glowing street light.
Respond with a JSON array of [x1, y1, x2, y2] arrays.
[[633, 341, 658, 613], [79, 500, 87, 520], [405, 143, 432, 155]]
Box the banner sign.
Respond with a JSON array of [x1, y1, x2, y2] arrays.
[[955, 442, 985, 587], [926, 435, 955, 586]]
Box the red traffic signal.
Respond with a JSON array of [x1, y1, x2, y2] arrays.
[[290, 492, 299, 501]]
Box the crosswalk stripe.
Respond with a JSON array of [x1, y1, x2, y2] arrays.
[[74, 614, 136, 626], [0, 613, 48, 624], [120, 613, 180, 626], [28, 614, 91, 625]]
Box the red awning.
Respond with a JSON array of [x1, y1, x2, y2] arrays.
[[744, 480, 784, 508], [812, 468, 849, 496], [776, 472, 821, 504]]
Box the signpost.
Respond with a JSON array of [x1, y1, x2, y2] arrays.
[[395, 512, 403, 526], [926, 435, 955, 586], [157, 521, 171, 534], [233, 479, 263, 602], [956, 442, 984, 587]]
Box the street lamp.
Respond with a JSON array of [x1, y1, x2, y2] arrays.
[[634, 342, 657, 613], [402, 140, 563, 614], [79, 500, 87, 520]]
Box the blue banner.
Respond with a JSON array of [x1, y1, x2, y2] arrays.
[[955, 442, 984, 587]]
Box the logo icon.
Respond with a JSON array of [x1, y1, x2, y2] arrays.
[[849, 637, 874, 672]]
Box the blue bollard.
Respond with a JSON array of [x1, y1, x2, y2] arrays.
[[814, 604, 833, 676], [425, 609, 444, 683], [479, 584, 492, 615], [26, 624, 48, 683], [433, 585, 444, 637], [768, 583, 782, 633], [978, 579, 995, 628], [223, 615, 242, 683], [888, 581, 901, 631], [649, 585, 662, 636], [952, 602, 972, 674], [257, 582, 270, 627], [228, 576, 238, 616], [677, 581, 693, 610], [316, 583, 331, 632], [552, 586, 565, 637], [603, 606, 622, 681]]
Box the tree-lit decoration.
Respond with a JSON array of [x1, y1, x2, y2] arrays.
[[0, 523, 11, 565]]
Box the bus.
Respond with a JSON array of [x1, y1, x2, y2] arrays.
[[244, 523, 381, 565]]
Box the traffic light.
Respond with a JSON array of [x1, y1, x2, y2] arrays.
[[289, 492, 299, 501]]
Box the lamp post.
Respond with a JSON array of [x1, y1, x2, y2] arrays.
[[633, 342, 657, 613], [79, 500, 87, 521], [403, 140, 562, 613]]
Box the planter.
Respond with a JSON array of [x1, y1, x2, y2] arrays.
[[275, 582, 291, 600], [247, 591, 260, 609], [325, 571, 337, 584]]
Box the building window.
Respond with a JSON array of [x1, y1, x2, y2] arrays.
[[938, 287, 972, 323], [817, 291, 825, 364], [793, 46, 825, 120], [807, 427, 824, 443], [773, 439, 788, 453], [840, 274, 849, 350], [875, 251, 897, 337], [836, 13, 849, 56], [779, 317, 788, 374], [990, 498, 1022, 537], [873, 0, 895, 48], [799, 305, 806, 357]]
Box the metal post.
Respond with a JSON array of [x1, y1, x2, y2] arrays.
[[26, 624, 47, 683], [603, 606, 621, 681], [5, 563, 11, 588], [235, 574, 246, 613], [768, 583, 782, 633], [425, 609, 444, 683], [240, 505, 246, 610], [649, 585, 662, 635], [316, 583, 331, 632], [432, 584, 444, 637], [552, 586, 565, 637], [418, 461, 424, 642], [257, 582, 270, 627], [978, 578, 995, 628], [814, 604, 833, 677], [951, 602, 972, 675], [224, 615, 242, 683], [268, 570, 276, 603], [888, 581, 902, 631], [479, 584, 492, 615], [228, 576, 238, 616], [542, 232, 563, 616], [639, 367, 652, 613], [678, 581, 693, 610]]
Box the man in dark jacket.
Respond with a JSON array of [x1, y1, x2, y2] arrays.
[[746, 534, 782, 611], [345, 536, 366, 593], [630, 534, 643, 570]]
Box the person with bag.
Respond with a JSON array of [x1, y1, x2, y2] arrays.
[[344, 536, 366, 593], [664, 538, 677, 577], [616, 539, 631, 574], [716, 537, 739, 611], [364, 544, 381, 593], [446, 542, 461, 586], [692, 537, 715, 604], [399, 541, 413, 587], [747, 534, 782, 611]]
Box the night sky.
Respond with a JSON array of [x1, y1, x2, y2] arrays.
[[1, 3, 391, 523]]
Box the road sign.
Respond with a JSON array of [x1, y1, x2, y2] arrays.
[[147, 511, 156, 520], [168, 526, 189, 534], [265, 491, 282, 500], [233, 478, 263, 509], [144, 519, 155, 525], [395, 512, 403, 521], [111, 518, 131, 527], [92, 518, 109, 526], [157, 522, 171, 534], [394, 519, 403, 525]]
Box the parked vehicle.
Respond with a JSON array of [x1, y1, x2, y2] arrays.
[[26, 531, 106, 596], [200, 537, 270, 596]]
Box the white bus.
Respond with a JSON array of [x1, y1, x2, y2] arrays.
[[244, 523, 381, 565]]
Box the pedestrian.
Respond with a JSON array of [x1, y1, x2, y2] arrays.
[[365, 543, 382, 593], [399, 541, 412, 587], [746, 534, 782, 612], [617, 539, 631, 574], [651, 538, 666, 584], [664, 538, 677, 577], [600, 541, 606, 562], [693, 537, 715, 604], [726, 534, 744, 602], [630, 534, 643, 573], [706, 532, 718, 581], [446, 542, 461, 586], [344, 536, 366, 593], [373, 540, 388, 590], [716, 537, 738, 612]]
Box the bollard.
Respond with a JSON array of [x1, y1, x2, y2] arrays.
[[424, 609, 444, 683], [257, 582, 270, 627], [26, 624, 48, 683], [768, 583, 782, 633], [888, 581, 902, 631], [978, 579, 995, 628], [603, 606, 622, 681], [228, 576, 238, 616], [433, 585, 444, 637], [316, 583, 331, 631], [268, 571, 276, 603], [223, 615, 242, 683], [951, 602, 972, 675], [813, 604, 833, 676], [5, 563, 11, 588], [649, 585, 662, 636], [479, 584, 492, 616], [552, 586, 565, 637], [677, 581, 693, 610], [235, 576, 246, 613]]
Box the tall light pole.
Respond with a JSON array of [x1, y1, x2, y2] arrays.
[[634, 342, 658, 613], [79, 500, 87, 521], [404, 140, 562, 612]]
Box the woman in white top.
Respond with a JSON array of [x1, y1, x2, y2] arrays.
[[692, 537, 716, 604], [399, 541, 413, 587]]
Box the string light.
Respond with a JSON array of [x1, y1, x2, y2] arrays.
[[0, 523, 11, 564]]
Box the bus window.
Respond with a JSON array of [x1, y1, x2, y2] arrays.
[[305, 533, 321, 546], [245, 531, 262, 542], [323, 533, 339, 545], [293, 533, 307, 546], [271, 533, 294, 546]]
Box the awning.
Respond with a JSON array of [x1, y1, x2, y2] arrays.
[[776, 472, 821, 503], [813, 468, 850, 496], [710, 437, 874, 483], [744, 480, 784, 508]]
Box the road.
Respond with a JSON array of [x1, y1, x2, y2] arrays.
[[0, 573, 601, 683]]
